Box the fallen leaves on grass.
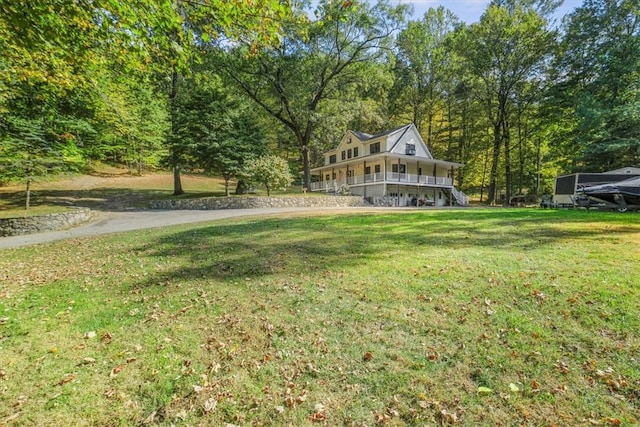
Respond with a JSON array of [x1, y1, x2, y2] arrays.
[[552, 384, 568, 394], [284, 384, 308, 408], [532, 289, 545, 302], [110, 364, 126, 378], [78, 357, 96, 365], [101, 332, 113, 344], [56, 373, 75, 386], [310, 403, 327, 422], [439, 409, 458, 424], [203, 397, 217, 413], [555, 360, 570, 374], [374, 407, 400, 424]]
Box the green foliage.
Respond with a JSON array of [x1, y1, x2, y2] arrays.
[[0, 77, 93, 208], [454, 2, 556, 203], [1, 0, 638, 203], [0, 0, 294, 195], [549, 0, 640, 171], [392, 6, 460, 140], [165, 65, 267, 196], [219, 0, 409, 188], [241, 155, 293, 196]]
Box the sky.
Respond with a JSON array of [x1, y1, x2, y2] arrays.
[[396, 0, 585, 24]]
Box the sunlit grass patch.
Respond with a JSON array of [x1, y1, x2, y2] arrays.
[[1, 209, 639, 425]]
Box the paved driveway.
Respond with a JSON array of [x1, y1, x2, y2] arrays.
[[0, 207, 391, 250]]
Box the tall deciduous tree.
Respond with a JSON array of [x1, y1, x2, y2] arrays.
[[1, 0, 294, 195], [455, 1, 555, 204], [157, 0, 295, 195], [0, 99, 83, 209], [170, 66, 267, 196], [549, 0, 640, 171], [217, 0, 408, 189], [392, 6, 460, 145]]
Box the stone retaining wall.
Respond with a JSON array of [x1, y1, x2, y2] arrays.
[[150, 195, 368, 210], [0, 208, 92, 237]]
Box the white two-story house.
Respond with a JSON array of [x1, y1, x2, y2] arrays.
[[309, 124, 467, 207]]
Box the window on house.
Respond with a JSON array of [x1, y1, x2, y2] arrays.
[[392, 164, 406, 174], [341, 151, 346, 160], [353, 147, 358, 157], [374, 165, 381, 173], [347, 149, 352, 159], [347, 137, 352, 144], [365, 166, 371, 175], [406, 143, 416, 155], [325, 174, 330, 181], [347, 170, 354, 178], [329, 154, 336, 164], [370, 142, 380, 154], [332, 172, 336, 179]]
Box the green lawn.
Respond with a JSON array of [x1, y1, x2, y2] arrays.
[[1, 209, 638, 426]]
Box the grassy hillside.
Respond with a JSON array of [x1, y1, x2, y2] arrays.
[[1, 209, 638, 426], [0, 169, 229, 214], [0, 168, 312, 217]]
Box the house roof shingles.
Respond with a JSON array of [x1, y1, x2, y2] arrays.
[[350, 124, 411, 142]]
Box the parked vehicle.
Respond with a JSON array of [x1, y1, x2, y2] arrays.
[[576, 177, 640, 212]]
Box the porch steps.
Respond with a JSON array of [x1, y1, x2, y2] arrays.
[[450, 187, 469, 206]]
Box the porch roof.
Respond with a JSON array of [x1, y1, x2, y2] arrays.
[[310, 153, 464, 173]]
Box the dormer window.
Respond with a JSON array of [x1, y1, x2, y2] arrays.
[[406, 143, 416, 155]]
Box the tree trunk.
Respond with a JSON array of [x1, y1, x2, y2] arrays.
[[426, 112, 433, 151], [300, 133, 312, 190], [480, 144, 489, 203], [169, 68, 184, 196], [173, 166, 184, 196], [25, 178, 31, 211], [535, 137, 541, 197], [446, 99, 454, 159], [487, 121, 502, 205], [503, 117, 512, 207], [224, 176, 230, 197]]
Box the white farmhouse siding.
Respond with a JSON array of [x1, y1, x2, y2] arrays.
[[310, 124, 468, 206]]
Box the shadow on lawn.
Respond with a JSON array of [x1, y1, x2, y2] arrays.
[[130, 209, 640, 287]]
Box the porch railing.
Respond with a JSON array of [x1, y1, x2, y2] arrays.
[[309, 173, 453, 191]]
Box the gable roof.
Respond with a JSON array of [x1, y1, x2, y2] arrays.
[[350, 125, 411, 142]]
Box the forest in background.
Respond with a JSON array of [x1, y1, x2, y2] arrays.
[[1, 0, 638, 204]]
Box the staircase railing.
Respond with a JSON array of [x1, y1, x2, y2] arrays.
[[451, 187, 469, 206]]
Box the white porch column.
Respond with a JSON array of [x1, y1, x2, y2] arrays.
[[383, 157, 387, 196]]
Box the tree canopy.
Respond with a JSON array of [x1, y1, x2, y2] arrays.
[[2, 0, 638, 204]]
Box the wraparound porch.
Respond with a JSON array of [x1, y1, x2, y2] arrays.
[[309, 172, 454, 192]]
